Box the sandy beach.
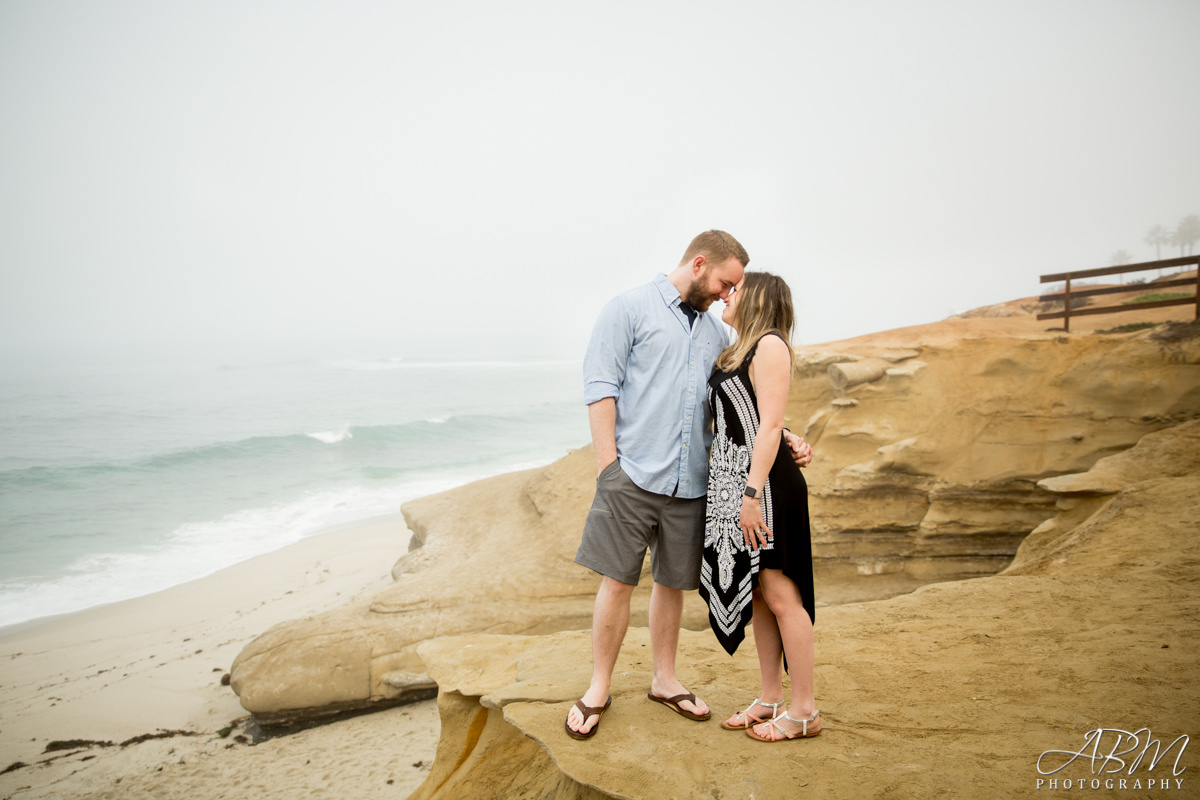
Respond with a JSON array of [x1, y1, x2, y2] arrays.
[[0, 516, 440, 800]]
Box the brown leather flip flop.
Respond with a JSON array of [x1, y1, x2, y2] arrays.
[[565, 696, 612, 740], [647, 691, 711, 721]]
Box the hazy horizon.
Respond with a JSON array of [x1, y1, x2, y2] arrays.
[[2, 1, 1198, 362]]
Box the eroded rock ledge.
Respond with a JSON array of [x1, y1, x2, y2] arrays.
[[407, 421, 1200, 799]]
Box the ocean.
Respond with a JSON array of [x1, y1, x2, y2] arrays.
[[0, 347, 589, 629]]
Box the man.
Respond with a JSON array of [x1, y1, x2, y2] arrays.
[[566, 230, 812, 738]]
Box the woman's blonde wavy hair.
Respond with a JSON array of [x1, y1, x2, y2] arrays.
[[716, 271, 796, 373]]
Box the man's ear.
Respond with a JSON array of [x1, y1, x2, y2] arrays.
[[691, 255, 707, 276]]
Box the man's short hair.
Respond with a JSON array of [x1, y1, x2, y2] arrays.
[[679, 230, 749, 269]]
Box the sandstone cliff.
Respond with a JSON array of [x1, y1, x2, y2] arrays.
[[229, 310, 1200, 725], [795, 322, 1199, 600]]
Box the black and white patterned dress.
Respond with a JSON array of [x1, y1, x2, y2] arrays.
[[699, 333, 816, 656]]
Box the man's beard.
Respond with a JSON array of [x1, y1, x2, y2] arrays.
[[683, 276, 714, 311]]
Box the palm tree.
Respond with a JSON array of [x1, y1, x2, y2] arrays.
[[1110, 249, 1132, 283], [1144, 224, 1171, 259], [1175, 214, 1200, 256]]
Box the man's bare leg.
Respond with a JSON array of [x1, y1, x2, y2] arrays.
[[647, 581, 709, 717], [566, 576, 635, 735]]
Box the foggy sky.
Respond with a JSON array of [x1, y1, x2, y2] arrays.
[[2, 0, 1198, 361]]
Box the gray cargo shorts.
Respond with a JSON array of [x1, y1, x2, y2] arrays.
[[574, 459, 706, 590]]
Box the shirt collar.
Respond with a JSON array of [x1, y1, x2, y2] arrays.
[[654, 273, 683, 308]]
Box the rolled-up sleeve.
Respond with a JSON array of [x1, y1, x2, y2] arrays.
[[583, 295, 633, 405]]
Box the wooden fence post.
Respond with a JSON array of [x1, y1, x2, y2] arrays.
[[1063, 275, 1072, 332]]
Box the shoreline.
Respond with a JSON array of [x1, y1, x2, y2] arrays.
[[0, 430, 586, 635], [0, 511, 413, 640], [0, 513, 441, 799]]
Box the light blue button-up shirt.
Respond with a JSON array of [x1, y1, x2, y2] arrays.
[[583, 274, 729, 499]]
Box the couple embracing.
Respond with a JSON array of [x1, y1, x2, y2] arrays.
[[565, 230, 820, 743]]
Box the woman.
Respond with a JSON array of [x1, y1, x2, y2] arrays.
[[698, 271, 820, 741]]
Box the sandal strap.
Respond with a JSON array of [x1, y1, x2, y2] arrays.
[[737, 698, 780, 719], [764, 716, 789, 741], [574, 698, 609, 718], [782, 708, 820, 736], [658, 692, 696, 705]]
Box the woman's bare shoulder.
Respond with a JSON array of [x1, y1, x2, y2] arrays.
[[754, 332, 790, 358]]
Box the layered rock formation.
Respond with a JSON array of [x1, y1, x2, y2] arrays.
[[230, 314, 1200, 725], [407, 420, 1200, 799], [795, 324, 1200, 600]]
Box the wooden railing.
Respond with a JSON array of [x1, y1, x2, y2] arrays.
[[1038, 255, 1200, 332]]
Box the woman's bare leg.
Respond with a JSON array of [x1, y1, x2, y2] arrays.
[[721, 587, 786, 727], [749, 569, 818, 738]]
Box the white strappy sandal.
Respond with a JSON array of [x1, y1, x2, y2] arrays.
[[720, 698, 783, 731], [746, 708, 821, 741]]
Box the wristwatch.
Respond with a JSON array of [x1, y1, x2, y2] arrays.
[[743, 486, 758, 499]]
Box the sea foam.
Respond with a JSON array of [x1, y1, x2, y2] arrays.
[[307, 427, 353, 444]]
